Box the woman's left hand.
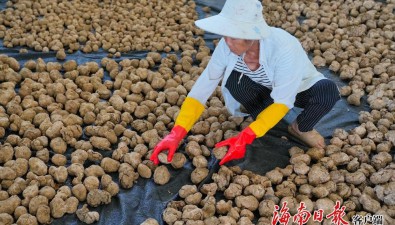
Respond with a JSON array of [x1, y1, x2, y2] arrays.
[[215, 127, 256, 165]]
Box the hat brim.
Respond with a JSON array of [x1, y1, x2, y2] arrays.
[[195, 14, 271, 40]]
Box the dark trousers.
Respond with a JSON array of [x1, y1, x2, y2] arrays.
[[225, 70, 340, 132]]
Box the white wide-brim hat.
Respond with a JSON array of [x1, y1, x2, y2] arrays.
[[195, 0, 270, 40]]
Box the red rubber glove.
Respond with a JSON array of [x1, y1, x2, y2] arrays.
[[215, 127, 256, 165], [150, 125, 187, 165]]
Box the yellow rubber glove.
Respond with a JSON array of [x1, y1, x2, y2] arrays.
[[248, 103, 289, 137], [150, 97, 205, 165], [175, 96, 205, 132], [215, 103, 289, 165]]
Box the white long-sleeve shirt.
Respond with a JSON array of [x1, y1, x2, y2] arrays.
[[188, 27, 325, 117]]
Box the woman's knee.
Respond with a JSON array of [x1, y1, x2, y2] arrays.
[[325, 79, 340, 100], [314, 79, 340, 108]]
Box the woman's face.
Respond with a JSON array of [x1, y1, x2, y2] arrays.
[[224, 37, 254, 56]]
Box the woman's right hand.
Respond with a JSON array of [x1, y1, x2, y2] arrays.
[[150, 125, 187, 165]]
